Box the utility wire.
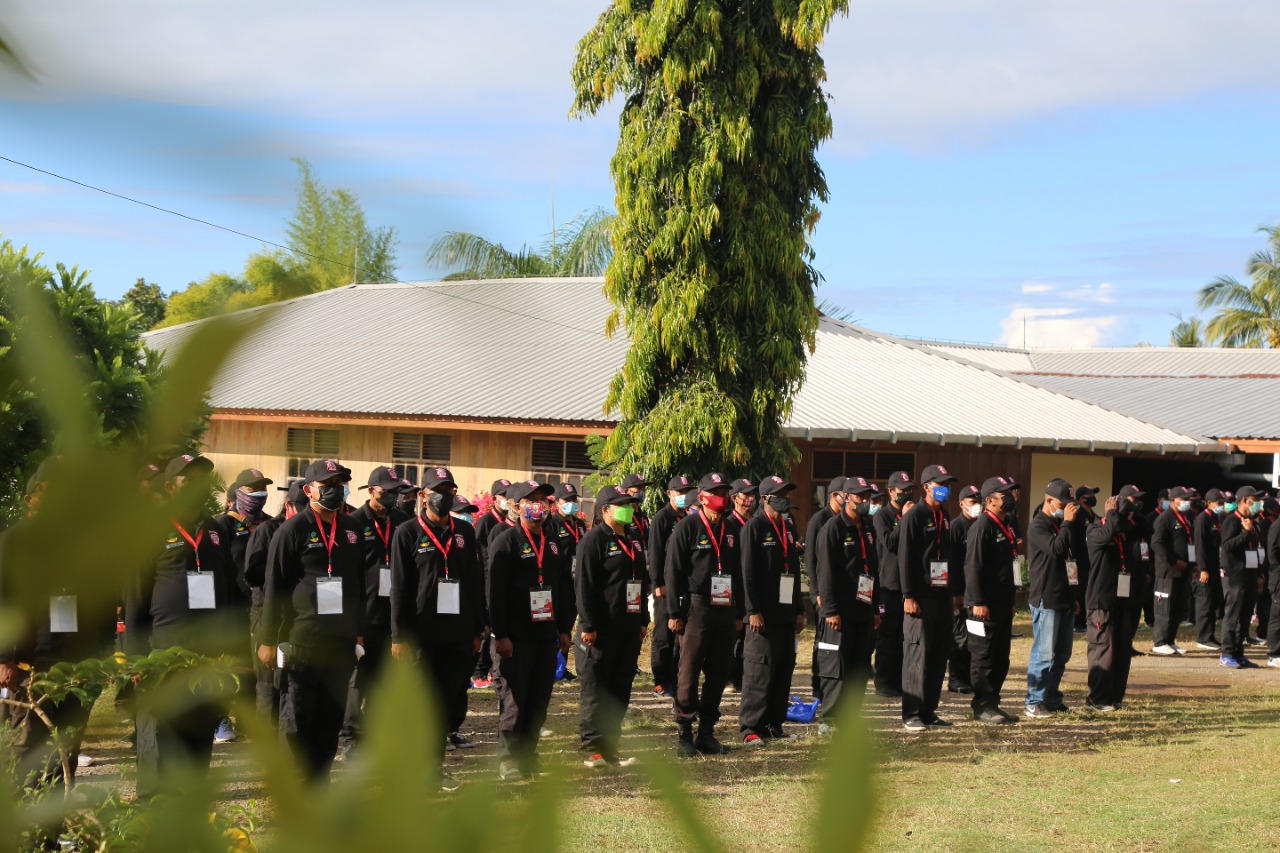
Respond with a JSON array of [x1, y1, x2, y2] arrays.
[[0, 154, 610, 338]]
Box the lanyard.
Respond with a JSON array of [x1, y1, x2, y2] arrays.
[[418, 515, 455, 578], [613, 532, 639, 578], [1234, 511, 1256, 546], [932, 506, 947, 547], [1113, 535, 1128, 573], [699, 511, 724, 574], [767, 514, 789, 559], [490, 508, 504, 525], [522, 525, 546, 586], [636, 513, 648, 539], [315, 511, 338, 575], [172, 521, 205, 572], [372, 516, 392, 565], [562, 517, 582, 543], [848, 516, 868, 563], [1174, 511, 1194, 543], [984, 510, 1018, 558]]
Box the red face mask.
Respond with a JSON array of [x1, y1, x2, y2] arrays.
[[701, 492, 730, 514]]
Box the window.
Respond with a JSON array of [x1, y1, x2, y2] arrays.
[[286, 427, 340, 481], [531, 438, 599, 519], [810, 448, 917, 506], [391, 432, 453, 486]]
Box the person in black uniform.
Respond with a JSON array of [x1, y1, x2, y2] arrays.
[[665, 473, 743, 757], [1024, 479, 1080, 718], [1219, 486, 1265, 668], [813, 476, 878, 724], [726, 477, 757, 693], [1084, 494, 1135, 710], [126, 454, 237, 799], [1192, 489, 1228, 651], [574, 486, 649, 767], [1252, 498, 1276, 645], [874, 471, 915, 698], [338, 466, 412, 753], [648, 475, 696, 697], [487, 479, 575, 781], [805, 477, 847, 700], [738, 476, 803, 746], [898, 464, 958, 731], [621, 474, 651, 539], [1115, 485, 1152, 656], [948, 485, 981, 694], [964, 476, 1019, 724], [471, 478, 512, 689], [550, 482, 587, 576], [1071, 486, 1100, 632], [1265, 502, 1280, 667], [389, 466, 486, 790], [1151, 486, 1198, 656], [258, 459, 367, 785]]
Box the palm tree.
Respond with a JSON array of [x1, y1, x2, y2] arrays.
[[1197, 225, 1280, 347], [1169, 311, 1204, 348], [425, 208, 615, 279]]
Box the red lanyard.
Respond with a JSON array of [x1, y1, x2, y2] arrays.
[[734, 510, 750, 527], [523, 525, 546, 585], [490, 508, 504, 524], [418, 515, 455, 578], [932, 506, 947, 547], [767, 514, 789, 559], [1174, 511, 1194, 543], [614, 532, 639, 578], [849, 517, 868, 563], [985, 510, 1018, 558], [372, 516, 392, 565], [315, 512, 338, 575], [562, 517, 582, 543], [636, 514, 648, 539], [1113, 536, 1128, 573], [172, 521, 205, 572], [699, 511, 724, 573]]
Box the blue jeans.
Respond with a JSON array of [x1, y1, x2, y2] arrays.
[[1026, 603, 1074, 709]]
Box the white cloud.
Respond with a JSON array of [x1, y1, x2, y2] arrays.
[[1021, 282, 1052, 294], [998, 306, 1120, 348]]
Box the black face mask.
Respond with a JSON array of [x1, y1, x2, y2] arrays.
[[855, 501, 870, 517], [1130, 500, 1144, 513], [766, 495, 791, 514], [1082, 496, 1097, 509], [426, 490, 452, 517], [315, 483, 345, 511], [376, 489, 400, 511], [999, 494, 1016, 513]]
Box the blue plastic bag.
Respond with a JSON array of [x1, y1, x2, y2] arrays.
[[786, 695, 820, 723], [555, 651, 568, 681]]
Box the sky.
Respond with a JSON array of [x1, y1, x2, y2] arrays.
[[2, 0, 1279, 348]]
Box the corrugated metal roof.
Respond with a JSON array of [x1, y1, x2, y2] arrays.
[[1026, 347, 1280, 377], [143, 279, 1218, 452], [912, 343, 1035, 372]]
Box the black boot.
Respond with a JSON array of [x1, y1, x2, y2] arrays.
[[695, 723, 729, 755], [676, 722, 697, 758]]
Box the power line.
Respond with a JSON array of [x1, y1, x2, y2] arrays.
[[0, 154, 610, 339]]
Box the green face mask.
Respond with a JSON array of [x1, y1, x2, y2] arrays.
[[612, 504, 635, 525], [1225, 502, 1238, 514]]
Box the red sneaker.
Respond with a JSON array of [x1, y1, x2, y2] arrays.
[[743, 733, 764, 747]]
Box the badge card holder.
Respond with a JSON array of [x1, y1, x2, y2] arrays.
[[438, 579, 461, 615], [710, 574, 733, 606], [379, 565, 392, 597], [779, 573, 795, 605], [316, 577, 344, 615], [49, 595, 78, 633], [1117, 573, 1132, 598], [1013, 555, 1025, 588], [529, 587, 554, 621], [856, 574, 875, 604], [626, 581, 643, 613], [1246, 549, 1260, 570], [1066, 560, 1079, 586], [1187, 543, 1197, 564], [929, 561, 949, 588], [187, 572, 216, 609]]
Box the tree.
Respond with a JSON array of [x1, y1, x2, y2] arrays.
[[1197, 224, 1280, 347], [1169, 311, 1204, 348], [121, 277, 168, 329], [570, 1, 845, 481], [425, 207, 615, 279]]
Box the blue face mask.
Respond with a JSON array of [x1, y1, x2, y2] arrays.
[[673, 493, 689, 509], [1212, 504, 1226, 516], [561, 501, 579, 516], [1161, 500, 1170, 511], [866, 503, 881, 516], [1052, 507, 1065, 520], [452, 512, 473, 525], [931, 485, 951, 503], [1250, 502, 1262, 516]]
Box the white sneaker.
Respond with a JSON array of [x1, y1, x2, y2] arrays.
[[1268, 658, 1280, 668], [1171, 644, 1187, 656], [1151, 644, 1177, 656], [76, 753, 95, 768], [1196, 641, 1222, 651]]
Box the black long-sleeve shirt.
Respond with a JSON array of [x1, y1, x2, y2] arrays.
[[741, 512, 802, 622], [665, 511, 744, 620], [1027, 511, 1074, 610], [1194, 510, 1222, 576], [949, 514, 974, 598], [899, 502, 953, 602], [390, 513, 485, 645], [647, 503, 686, 588], [1220, 511, 1261, 586], [1085, 509, 1127, 612], [486, 522, 575, 640], [874, 503, 905, 591], [1152, 509, 1195, 581], [805, 505, 836, 606], [260, 507, 367, 653], [1267, 520, 1280, 595], [212, 511, 265, 599], [575, 523, 650, 634], [474, 507, 509, 575], [548, 512, 587, 575], [815, 511, 878, 621], [349, 502, 410, 627], [964, 511, 1016, 609]]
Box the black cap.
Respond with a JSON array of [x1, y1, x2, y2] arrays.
[[1045, 479, 1075, 502], [401, 482, 422, 495], [919, 464, 958, 485], [728, 478, 757, 496], [1005, 475, 1021, 489], [698, 472, 730, 491], [507, 479, 554, 503], [758, 475, 795, 496], [1237, 485, 1263, 499], [286, 481, 308, 504], [490, 478, 512, 497], [419, 466, 456, 490], [165, 453, 214, 482], [359, 466, 409, 492], [1170, 485, 1200, 500], [1203, 488, 1225, 503], [230, 467, 273, 491], [887, 471, 915, 490], [843, 476, 874, 495], [957, 485, 980, 501], [1157, 488, 1171, 500], [554, 482, 581, 501], [302, 459, 345, 483], [666, 474, 695, 492], [596, 485, 641, 508], [620, 474, 648, 490], [827, 476, 848, 494], [452, 494, 479, 514], [1117, 485, 1145, 500], [1075, 485, 1099, 500], [980, 476, 1014, 500]]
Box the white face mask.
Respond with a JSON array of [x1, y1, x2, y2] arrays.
[[965, 503, 982, 519], [498, 497, 510, 512]]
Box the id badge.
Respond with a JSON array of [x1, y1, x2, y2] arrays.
[[1066, 560, 1079, 586], [856, 574, 874, 605], [965, 618, 986, 638], [437, 579, 461, 615], [379, 566, 392, 597], [626, 581, 643, 614], [1139, 541, 1150, 560], [316, 577, 344, 615], [50, 595, 78, 633], [929, 561, 949, 588], [778, 573, 795, 605], [1117, 573, 1131, 598], [529, 587, 554, 621], [1259, 548, 1268, 567], [710, 574, 733, 607], [1013, 555, 1025, 588], [187, 572, 216, 610], [1246, 549, 1260, 570], [1187, 544, 1197, 564]]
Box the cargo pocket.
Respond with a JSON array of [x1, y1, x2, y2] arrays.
[[816, 626, 843, 679]]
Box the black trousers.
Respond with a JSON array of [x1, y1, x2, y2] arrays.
[[967, 608, 1013, 714], [1267, 574, 1280, 658], [1153, 573, 1190, 647], [728, 623, 747, 690], [1192, 576, 1222, 644], [815, 618, 874, 721], [575, 629, 642, 758], [1256, 586, 1271, 639], [280, 653, 355, 785], [249, 599, 279, 723], [738, 620, 797, 736], [1, 678, 94, 793], [1221, 574, 1258, 659], [472, 635, 494, 680], [492, 635, 558, 769], [674, 600, 736, 729], [651, 594, 680, 690], [340, 623, 391, 746], [1086, 607, 1132, 707], [421, 639, 476, 739], [902, 597, 951, 723], [1126, 574, 1149, 645], [874, 589, 904, 693], [135, 692, 221, 800], [949, 609, 972, 689]]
